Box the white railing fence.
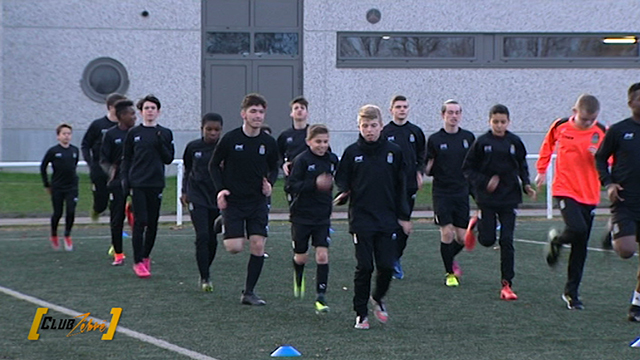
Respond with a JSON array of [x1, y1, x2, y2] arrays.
[[0, 154, 556, 225]]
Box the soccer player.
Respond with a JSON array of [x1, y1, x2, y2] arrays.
[[536, 94, 605, 310], [100, 99, 136, 266], [426, 100, 475, 287], [209, 93, 279, 305], [278, 96, 310, 178], [381, 95, 426, 279], [81, 93, 127, 221], [334, 104, 411, 330], [462, 104, 536, 301], [595, 82, 640, 321], [285, 124, 339, 313], [40, 123, 79, 251], [181, 113, 224, 292], [121, 95, 175, 278]]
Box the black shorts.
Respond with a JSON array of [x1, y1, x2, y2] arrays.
[[221, 200, 269, 239], [611, 205, 640, 241], [433, 195, 470, 228], [291, 223, 331, 254]]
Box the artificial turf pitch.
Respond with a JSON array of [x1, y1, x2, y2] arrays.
[[1, 217, 639, 360]]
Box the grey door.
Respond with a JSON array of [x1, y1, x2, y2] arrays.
[[202, 0, 302, 135]]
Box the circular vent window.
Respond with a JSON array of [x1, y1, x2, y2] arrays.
[[80, 57, 129, 102]]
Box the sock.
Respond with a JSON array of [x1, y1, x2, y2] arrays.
[[440, 242, 454, 273], [316, 263, 329, 297], [632, 291, 640, 306], [244, 254, 264, 294], [451, 241, 464, 257], [293, 259, 305, 287]]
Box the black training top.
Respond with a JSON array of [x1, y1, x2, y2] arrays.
[[182, 138, 219, 209], [285, 148, 339, 225], [100, 125, 129, 189], [426, 128, 476, 197], [382, 121, 427, 192], [335, 135, 410, 233], [121, 124, 174, 189], [277, 125, 308, 164], [209, 127, 279, 205], [462, 130, 531, 207], [81, 116, 118, 174], [596, 117, 640, 204], [40, 144, 79, 191]]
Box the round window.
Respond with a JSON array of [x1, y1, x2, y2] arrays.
[[80, 57, 129, 103]]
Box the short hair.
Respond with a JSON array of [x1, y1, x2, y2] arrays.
[[307, 124, 329, 140], [390, 95, 407, 108], [201, 112, 223, 128], [290, 96, 308, 109], [441, 99, 461, 114], [358, 104, 382, 123], [106, 93, 126, 108], [241, 93, 267, 110], [489, 104, 510, 119], [574, 94, 600, 114], [56, 123, 72, 134], [628, 82, 640, 102], [260, 123, 272, 135], [136, 94, 161, 111], [114, 99, 135, 119]]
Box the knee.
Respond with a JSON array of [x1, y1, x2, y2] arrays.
[[478, 233, 496, 247], [224, 240, 243, 254], [440, 226, 455, 243], [316, 250, 328, 264], [614, 237, 637, 259], [294, 253, 308, 265], [355, 263, 374, 275]]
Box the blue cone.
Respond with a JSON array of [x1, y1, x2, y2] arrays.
[[630, 337, 640, 348], [270, 345, 301, 357]]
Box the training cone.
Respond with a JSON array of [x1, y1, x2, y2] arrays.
[[270, 345, 301, 357], [630, 337, 640, 348]]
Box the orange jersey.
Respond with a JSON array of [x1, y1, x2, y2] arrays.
[[536, 116, 606, 205]]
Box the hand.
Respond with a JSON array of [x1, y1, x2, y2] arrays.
[[416, 172, 424, 191], [535, 173, 545, 188], [45, 187, 51, 195], [316, 173, 333, 192], [217, 190, 230, 210], [333, 191, 350, 206], [524, 184, 537, 201], [607, 183, 624, 203], [180, 194, 188, 207], [282, 162, 292, 176], [398, 219, 412, 235], [487, 175, 500, 193], [262, 178, 272, 197]]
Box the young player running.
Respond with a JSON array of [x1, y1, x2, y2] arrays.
[[426, 100, 475, 287], [536, 94, 605, 310], [334, 105, 411, 329], [181, 113, 224, 292], [381, 95, 426, 279], [40, 123, 79, 251], [463, 104, 536, 301], [285, 124, 339, 313]]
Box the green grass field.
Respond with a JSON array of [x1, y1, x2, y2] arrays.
[[2, 217, 640, 360]]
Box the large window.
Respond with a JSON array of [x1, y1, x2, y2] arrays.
[[337, 32, 640, 68]]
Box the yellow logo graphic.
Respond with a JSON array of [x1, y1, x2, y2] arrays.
[[28, 307, 122, 341]]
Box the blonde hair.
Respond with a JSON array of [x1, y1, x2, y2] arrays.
[[358, 104, 382, 124]]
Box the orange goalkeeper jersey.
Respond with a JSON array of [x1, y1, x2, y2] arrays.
[[536, 116, 606, 205]]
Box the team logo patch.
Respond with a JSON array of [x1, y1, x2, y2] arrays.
[[259, 145, 266, 155], [114, 138, 122, 144], [354, 155, 363, 162], [440, 143, 448, 150], [134, 136, 141, 142], [484, 145, 492, 153], [72, 153, 77, 158], [588, 146, 597, 155], [307, 164, 316, 171], [194, 151, 202, 158], [101, 129, 108, 134], [387, 152, 394, 163], [287, 137, 293, 143], [463, 139, 469, 149], [55, 153, 62, 158], [234, 144, 244, 151], [591, 133, 600, 144], [624, 132, 634, 140], [387, 135, 395, 142], [510, 144, 516, 155], [409, 134, 415, 142]]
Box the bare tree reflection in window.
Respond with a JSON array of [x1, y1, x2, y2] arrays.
[[206, 33, 250, 55]]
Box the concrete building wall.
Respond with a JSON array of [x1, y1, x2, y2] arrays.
[[303, 1, 640, 156], [2, 0, 201, 161]]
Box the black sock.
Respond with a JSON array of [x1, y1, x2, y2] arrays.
[[245, 254, 264, 294], [293, 259, 305, 287], [316, 263, 329, 296], [451, 241, 464, 257], [441, 242, 454, 274]]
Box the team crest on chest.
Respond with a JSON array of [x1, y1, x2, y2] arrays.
[[591, 133, 600, 144], [510, 144, 516, 155], [259, 145, 266, 155], [484, 145, 492, 153], [194, 151, 202, 158], [440, 143, 448, 150], [307, 164, 316, 172], [387, 152, 394, 164], [463, 139, 469, 148], [624, 133, 634, 140], [134, 136, 141, 142], [115, 138, 122, 144], [387, 135, 395, 142], [409, 134, 415, 142], [234, 144, 244, 151], [287, 137, 293, 143], [354, 155, 364, 162]]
